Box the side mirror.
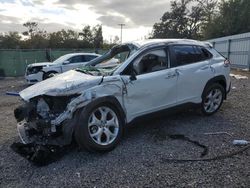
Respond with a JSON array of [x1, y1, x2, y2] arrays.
[[63, 60, 70, 65]]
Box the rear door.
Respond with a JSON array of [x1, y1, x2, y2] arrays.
[[169, 45, 215, 104]]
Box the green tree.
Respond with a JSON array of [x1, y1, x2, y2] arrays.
[[49, 31, 64, 48], [151, 0, 217, 39], [79, 26, 93, 42], [92, 25, 103, 52], [22, 22, 39, 37], [21, 22, 49, 48], [0, 32, 21, 49], [204, 0, 250, 39], [48, 29, 79, 48], [60, 29, 79, 48]]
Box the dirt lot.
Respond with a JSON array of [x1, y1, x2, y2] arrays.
[[0, 70, 249, 187]]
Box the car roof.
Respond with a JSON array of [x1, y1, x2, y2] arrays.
[[64, 52, 101, 56], [128, 39, 211, 49]]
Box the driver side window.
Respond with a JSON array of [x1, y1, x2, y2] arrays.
[[68, 55, 84, 64], [133, 49, 168, 75]]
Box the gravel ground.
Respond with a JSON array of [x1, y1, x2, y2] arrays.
[[0, 70, 249, 187]]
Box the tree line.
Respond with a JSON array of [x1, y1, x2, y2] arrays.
[[0, 0, 250, 49], [0, 23, 114, 50], [151, 0, 250, 40]]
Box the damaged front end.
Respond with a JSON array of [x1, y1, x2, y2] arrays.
[[14, 95, 80, 146], [14, 69, 104, 147]]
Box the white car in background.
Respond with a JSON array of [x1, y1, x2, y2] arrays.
[[25, 53, 100, 84]]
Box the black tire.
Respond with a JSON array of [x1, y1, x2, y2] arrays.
[[74, 101, 124, 152], [201, 83, 225, 115], [43, 71, 57, 80]]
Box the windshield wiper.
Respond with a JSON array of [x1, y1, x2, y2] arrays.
[[75, 68, 91, 75]]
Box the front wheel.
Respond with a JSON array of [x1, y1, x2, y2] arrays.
[[201, 83, 225, 115], [74, 103, 124, 152]]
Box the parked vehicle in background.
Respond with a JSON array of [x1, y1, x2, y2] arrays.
[[25, 53, 100, 84], [15, 39, 231, 152]]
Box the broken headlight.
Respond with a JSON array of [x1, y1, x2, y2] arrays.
[[26, 66, 43, 75]]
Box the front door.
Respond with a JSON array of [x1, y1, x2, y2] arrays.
[[62, 55, 86, 72], [122, 48, 178, 121]]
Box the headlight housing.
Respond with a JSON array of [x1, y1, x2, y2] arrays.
[[26, 66, 43, 75]]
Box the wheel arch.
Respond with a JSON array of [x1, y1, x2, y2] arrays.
[[202, 75, 227, 99], [73, 95, 125, 151], [84, 95, 126, 124]]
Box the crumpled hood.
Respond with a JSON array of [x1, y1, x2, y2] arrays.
[[20, 70, 102, 101], [28, 62, 52, 67]]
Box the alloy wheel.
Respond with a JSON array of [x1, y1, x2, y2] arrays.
[[203, 88, 223, 113], [88, 106, 119, 146]]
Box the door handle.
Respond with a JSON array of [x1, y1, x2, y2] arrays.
[[165, 73, 177, 79], [201, 65, 210, 70]]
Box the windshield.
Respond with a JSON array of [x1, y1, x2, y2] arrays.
[[76, 43, 138, 76], [52, 54, 73, 64]]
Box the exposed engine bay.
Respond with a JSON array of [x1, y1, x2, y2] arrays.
[[14, 95, 79, 146]]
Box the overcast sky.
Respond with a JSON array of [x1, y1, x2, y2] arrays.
[[0, 0, 171, 42]]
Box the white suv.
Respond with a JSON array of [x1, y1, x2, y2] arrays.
[[15, 39, 231, 152], [25, 53, 100, 84]]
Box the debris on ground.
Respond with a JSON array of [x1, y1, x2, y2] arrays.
[[154, 132, 250, 162], [168, 134, 208, 157], [203, 132, 232, 137], [233, 140, 249, 146], [6, 91, 20, 96], [11, 142, 73, 166], [161, 144, 250, 162], [230, 73, 248, 79]]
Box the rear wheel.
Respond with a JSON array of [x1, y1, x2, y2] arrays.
[[75, 102, 124, 152], [201, 83, 225, 115]]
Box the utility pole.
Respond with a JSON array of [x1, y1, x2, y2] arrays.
[[118, 24, 125, 43]]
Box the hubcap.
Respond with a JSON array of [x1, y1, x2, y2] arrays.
[[204, 88, 223, 113], [88, 106, 119, 146]]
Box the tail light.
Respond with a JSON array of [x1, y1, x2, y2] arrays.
[[224, 59, 230, 67]]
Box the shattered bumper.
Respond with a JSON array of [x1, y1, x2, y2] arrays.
[[14, 92, 92, 146]]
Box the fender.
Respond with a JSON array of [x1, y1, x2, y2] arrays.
[[202, 75, 227, 99], [59, 96, 126, 146], [50, 82, 125, 126]]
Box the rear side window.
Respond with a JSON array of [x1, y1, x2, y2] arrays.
[[69, 55, 83, 63], [84, 55, 98, 62], [172, 45, 213, 66], [172, 45, 197, 66], [195, 46, 213, 61]]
